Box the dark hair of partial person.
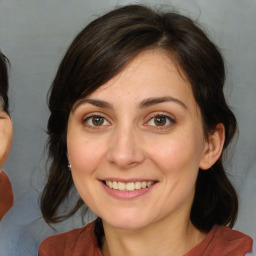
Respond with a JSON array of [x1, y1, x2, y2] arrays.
[[0, 51, 10, 114], [40, 4, 238, 244]]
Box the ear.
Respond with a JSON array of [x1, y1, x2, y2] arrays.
[[199, 123, 225, 170], [0, 111, 13, 169]]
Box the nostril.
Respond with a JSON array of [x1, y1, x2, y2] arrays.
[[107, 146, 145, 168]]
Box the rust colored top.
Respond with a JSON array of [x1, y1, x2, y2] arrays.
[[39, 221, 253, 256], [0, 171, 13, 221]]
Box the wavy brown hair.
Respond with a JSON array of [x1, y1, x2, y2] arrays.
[[41, 5, 238, 238]]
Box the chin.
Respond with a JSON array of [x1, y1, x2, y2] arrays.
[[105, 220, 147, 231], [101, 211, 155, 231]]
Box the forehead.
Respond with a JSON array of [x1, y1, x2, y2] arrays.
[[86, 49, 197, 109]]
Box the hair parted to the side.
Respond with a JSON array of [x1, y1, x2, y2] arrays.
[[41, 4, 238, 234], [0, 51, 10, 114]]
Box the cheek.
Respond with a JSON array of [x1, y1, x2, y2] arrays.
[[0, 119, 13, 168], [148, 133, 203, 177], [67, 135, 106, 175], [149, 135, 202, 208], [67, 136, 104, 201]]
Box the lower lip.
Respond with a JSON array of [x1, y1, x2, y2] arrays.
[[101, 181, 157, 200]]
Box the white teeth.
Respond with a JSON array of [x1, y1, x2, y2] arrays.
[[118, 182, 126, 191], [126, 182, 135, 191], [135, 182, 142, 189], [106, 181, 113, 188], [105, 181, 154, 191], [113, 181, 118, 189]]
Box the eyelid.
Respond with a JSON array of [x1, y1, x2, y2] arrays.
[[82, 112, 111, 128], [144, 112, 176, 128]]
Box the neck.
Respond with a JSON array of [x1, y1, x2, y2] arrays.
[[101, 216, 206, 256]]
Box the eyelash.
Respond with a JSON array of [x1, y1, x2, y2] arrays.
[[82, 114, 110, 128], [145, 114, 176, 129], [82, 113, 176, 130]]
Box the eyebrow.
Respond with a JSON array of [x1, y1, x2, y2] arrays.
[[73, 96, 187, 111], [73, 98, 113, 111], [139, 96, 187, 109]]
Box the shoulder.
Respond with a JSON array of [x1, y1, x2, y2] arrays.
[[186, 226, 253, 256], [214, 226, 252, 241], [39, 221, 102, 256], [0, 171, 13, 220], [215, 226, 253, 256], [206, 226, 253, 256]]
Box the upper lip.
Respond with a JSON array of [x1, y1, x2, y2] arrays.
[[100, 177, 157, 183], [100, 178, 158, 183]]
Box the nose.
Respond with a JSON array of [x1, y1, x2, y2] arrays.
[[107, 125, 145, 169]]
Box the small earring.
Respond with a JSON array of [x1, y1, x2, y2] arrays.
[[68, 163, 71, 171]]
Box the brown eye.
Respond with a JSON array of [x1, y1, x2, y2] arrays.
[[84, 115, 110, 127], [154, 116, 167, 126], [92, 116, 104, 126], [146, 114, 175, 128]]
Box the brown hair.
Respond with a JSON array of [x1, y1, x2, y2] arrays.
[[0, 51, 10, 113], [41, 4, 238, 237]]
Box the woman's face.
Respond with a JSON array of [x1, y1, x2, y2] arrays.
[[67, 50, 209, 230], [0, 106, 13, 170]]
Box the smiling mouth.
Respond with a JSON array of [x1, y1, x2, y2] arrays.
[[103, 180, 156, 191]]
